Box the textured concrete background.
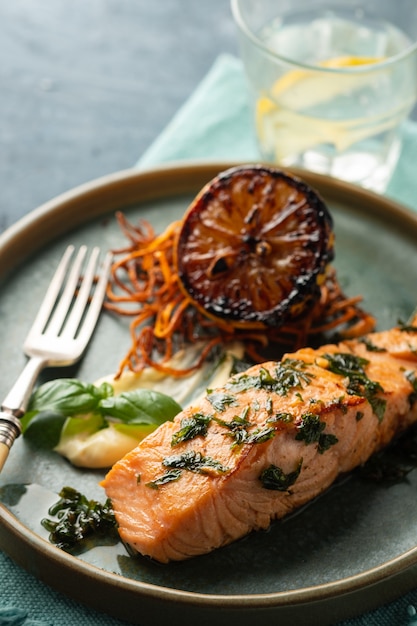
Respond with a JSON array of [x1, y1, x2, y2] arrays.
[[0, 0, 236, 229]]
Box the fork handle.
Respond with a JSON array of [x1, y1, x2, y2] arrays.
[[0, 355, 47, 472], [2, 355, 47, 416], [0, 412, 22, 472]]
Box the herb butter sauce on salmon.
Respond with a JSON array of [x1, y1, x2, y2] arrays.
[[101, 319, 417, 563]]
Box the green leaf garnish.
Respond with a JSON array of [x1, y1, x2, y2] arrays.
[[398, 319, 417, 332], [162, 450, 229, 474], [244, 426, 275, 444], [21, 410, 67, 449], [59, 413, 104, 441], [267, 412, 294, 424], [295, 412, 338, 454], [27, 378, 113, 416], [206, 390, 238, 412], [98, 388, 181, 425], [227, 360, 313, 396], [22, 378, 182, 449], [260, 460, 302, 491], [146, 469, 183, 489], [321, 352, 386, 422], [171, 413, 212, 446], [359, 338, 386, 352]]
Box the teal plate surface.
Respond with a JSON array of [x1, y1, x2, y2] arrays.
[[0, 162, 416, 625]]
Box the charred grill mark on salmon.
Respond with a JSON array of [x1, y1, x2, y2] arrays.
[[101, 321, 417, 563]]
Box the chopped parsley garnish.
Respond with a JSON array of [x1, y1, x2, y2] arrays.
[[271, 359, 314, 396], [322, 352, 369, 378], [295, 412, 338, 454], [365, 390, 386, 423], [206, 390, 238, 412], [162, 450, 229, 475], [244, 426, 275, 445], [225, 373, 262, 393], [398, 320, 417, 332], [259, 460, 302, 491], [227, 359, 313, 396], [146, 469, 182, 489], [146, 451, 230, 488], [214, 406, 275, 447], [321, 352, 386, 422], [171, 413, 212, 446], [359, 338, 386, 352], [266, 412, 293, 424], [214, 411, 252, 446]]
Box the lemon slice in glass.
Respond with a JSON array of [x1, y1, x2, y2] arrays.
[[255, 55, 400, 161]]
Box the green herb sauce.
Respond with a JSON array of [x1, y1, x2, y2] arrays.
[[41, 487, 118, 551]]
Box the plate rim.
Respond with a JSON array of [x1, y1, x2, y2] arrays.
[[1, 160, 417, 625], [1, 160, 416, 280]]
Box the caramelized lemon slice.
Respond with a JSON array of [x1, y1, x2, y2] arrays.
[[175, 165, 334, 329]]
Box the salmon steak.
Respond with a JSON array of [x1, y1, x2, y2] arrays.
[[101, 319, 417, 563]]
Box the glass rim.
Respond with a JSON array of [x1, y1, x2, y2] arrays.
[[230, 0, 417, 73]]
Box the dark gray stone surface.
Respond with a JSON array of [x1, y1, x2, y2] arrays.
[[0, 0, 237, 229]]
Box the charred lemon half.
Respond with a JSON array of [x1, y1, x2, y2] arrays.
[[175, 165, 334, 329]]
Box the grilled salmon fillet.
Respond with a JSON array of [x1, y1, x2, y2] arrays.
[[101, 321, 417, 563]]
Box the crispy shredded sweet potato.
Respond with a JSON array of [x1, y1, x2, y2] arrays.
[[105, 212, 375, 378]]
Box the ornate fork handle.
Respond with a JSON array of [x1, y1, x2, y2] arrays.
[[0, 355, 48, 467], [0, 413, 22, 468], [0, 246, 112, 472]]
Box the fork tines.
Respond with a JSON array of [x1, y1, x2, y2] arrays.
[[24, 245, 113, 353]]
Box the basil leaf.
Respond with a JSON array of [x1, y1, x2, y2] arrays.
[[28, 379, 113, 416], [98, 389, 182, 425], [113, 422, 157, 439], [23, 411, 67, 449], [59, 413, 105, 440]]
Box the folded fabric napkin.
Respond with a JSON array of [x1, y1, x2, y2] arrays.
[[2, 52, 417, 626], [138, 53, 417, 214]]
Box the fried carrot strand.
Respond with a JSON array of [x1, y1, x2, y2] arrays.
[[105, 213, 376, 378]]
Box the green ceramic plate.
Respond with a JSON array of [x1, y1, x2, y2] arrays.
[[0, 162, 417, 626]]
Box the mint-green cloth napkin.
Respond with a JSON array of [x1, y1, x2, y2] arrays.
[[2, 52, 417, 626], [138, 53, 417, 214]]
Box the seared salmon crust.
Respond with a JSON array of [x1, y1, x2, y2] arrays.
[[102, 323, 417, 562]]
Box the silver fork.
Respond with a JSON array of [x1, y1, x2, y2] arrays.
[[0, 245, 113, 471]]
